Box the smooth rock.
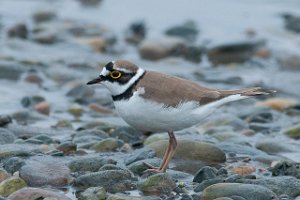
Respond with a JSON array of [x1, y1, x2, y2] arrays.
[[90, 138, 123, 152], [279, 55, 300, 71], [193, 166, 218, 183], [128, 158, 161, 175], [270, 161, 300, 178], [282, 14, 300, 33], [138, 173, 176, 195], [147, 140, 226, 162], [68, 104, 84, 119], [111, 126, 143, 144], [0, 144, 41, 159], [32, 31, 58, 44], [75, 170, 135, 192], [57, 142, 77, 154], [194, 178, 224, 192], [32, 10, 56, 23], [21, 95, 45, 108], [0, 128, 16, 144], [230, 165, 256, 176], [98, 164, 123, 171], [255, 141, 291, 154], [256, 98, 297, 111], [0, 168, 10, 182], [284, 123, 300, 139], [78, 186, 106, 200], [207, 40, 265, 65], [0, 61, 24, 80], [25, 134, 55, 144], [8, 187, 71, 200], [7, 23, 28, 39], [0, 177, 27, 197], [68, 156, 116, 172], [0, 115, 12, 127], [19, 156, 72, 187], [34, 101, 50, 115], [165, 20, 198, 42], [201, 183, 277, 200], [78, 0, 102, 6], [3, 157, 25, 174], [125, 148, 156, 165], [125, 21, 146, 44], [239, 176, 300, 197], [218, 142, 266, 156], [139, 37, 185, 60]]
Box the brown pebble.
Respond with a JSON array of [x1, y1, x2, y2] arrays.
[[232, 165, 256, 176], [241, 129, 256, 136], [0, 170, 11, 182], [255, 48, 271, 59], [34, 101, 50, 115], [256, 98, 297, 111], [24, 74, 43, 85], [89, 103, 112, 114], [121, 143, 132, 153]]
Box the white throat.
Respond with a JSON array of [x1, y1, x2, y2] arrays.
[[101, 68, 145, 96]]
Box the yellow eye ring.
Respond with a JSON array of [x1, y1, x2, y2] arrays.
[[110, 70, 122, 79]]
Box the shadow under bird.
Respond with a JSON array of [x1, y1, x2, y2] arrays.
[[87, 60, 274, 173]]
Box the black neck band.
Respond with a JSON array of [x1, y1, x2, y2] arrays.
[[112, 71, 145, 101]]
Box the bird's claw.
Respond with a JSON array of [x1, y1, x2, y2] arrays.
[[143, 162, 165, 173]]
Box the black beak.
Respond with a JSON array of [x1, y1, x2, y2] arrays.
[[86, 76, 103, 85]]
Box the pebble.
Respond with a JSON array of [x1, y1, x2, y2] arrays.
[[217, 142, 266, 156], [78, 186, 106, 200], [0, 128, 16, 144], [68, 156, 116, 172], [165, 20, 198, 42], [125, 148, 156, 165], [34, 101, 50, 115], [230, 165, 256, 176], [89, 103, 113, 114], [90, 138, 123, 152], [194, 178, 224, 192], [207, 40, 265, 65], [77, 37, 107, 52], [138, 37, 185, 60], [111, 126, 143, 145], [56, 142, 77, 155], [7, 23, 28, 39], [19, 156, 72, 187], [255, 141, 291, 154], [24, 74, 43, 85], [193, 166, 218, 183], [201, 183, 277, 200], [0, 144, 41, 159], [147, 139, 226, 162], [0, 61, 24, 80], [283, 123, 300, 139], [0, 115, 12, 127], [282, 14, 300, 33], [98, 164, 124, 171], [75, 169, 135, 192], [67, 104, 84, 119], [0, 168, 10, 182], [8, 187, 71, 200], [256, 98, 297, 111], [128, 158, 161, 175], [32, 31, 58, 44], [3, 157, 25, 174], [125, 21, 146, 44], [67, 83, 95, 101], [21, 95, 45, 108], [270, 161, 300, 178], [138, 173, 176, 195], [0, 177, 27, 197], [32, 10, 57, 23]]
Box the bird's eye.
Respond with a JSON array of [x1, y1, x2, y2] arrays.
[[110, 70, 122, 79]]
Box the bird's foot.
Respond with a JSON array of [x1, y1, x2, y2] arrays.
[[142, 162, 166, 173]]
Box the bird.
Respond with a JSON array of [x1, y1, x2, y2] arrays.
[[87, 60, 273, 173]]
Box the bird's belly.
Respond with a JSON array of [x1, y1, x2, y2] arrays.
[[113, 94, 207, 132]]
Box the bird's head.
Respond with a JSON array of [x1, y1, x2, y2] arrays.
[[87, 60, 145, 96]]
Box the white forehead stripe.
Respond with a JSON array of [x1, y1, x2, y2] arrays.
[[100, 67, 110, 76], [114, 67, 131, 73]]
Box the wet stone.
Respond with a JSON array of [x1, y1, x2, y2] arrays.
[[125, 148, 156, 165], [34, 101, 50, 115], [194, 178, 224, 192], [165, 20, 198, 42], [0, 115, 12, 127], [32, 10, 57, 23], [125, 21, 146, 44], [0, 144, 41, 159], [283, 123, 300, 139], [90, 138, 124, 152], [68, 156, 117, 172], [193, 166, 218, 183], [270, 161, 300, 179], [8, 187, 71, 200], [111, 126, 143, 145], [19, 156, 72, 187], [282, 14, 300, 33], [138, 173, 176, 195], [201, 183, 277, 200], [0, 128, 16, 144], [78, 186, 106, 200], [128, 158, 161, 175], [0, 177, 27, 197], [255, 141, 291, 154], [75, 169, 135, 193], [0, 61, 24, 80], [3, 157, 25, 174], [56, 142, 77, 155], [7, 23, 28, 39], [0, 168, 10, 182], [32, 31, 58, 44]]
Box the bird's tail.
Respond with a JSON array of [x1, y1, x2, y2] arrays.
[[219, 87, 276, 98]]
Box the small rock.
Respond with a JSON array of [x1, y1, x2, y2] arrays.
[[138, 173, 176, 195], [78, 37, 107, 52], [8, 187, 71, 200], [32, 32, 58, 44], [21, 95, 45, 108], [34, 101, 50, 115], [0, 168, 10, 182], [279, 55, 300, 71], [53, 120, 73, 128], [24, 74, 43, 85], [78, 0, 102, 6], [26, 134, 54, 144], [68, 104, 84, 119], [193, 166, 218, 183], [207, 40, 265, 65], [3, 157, 25, 174], [0, 115, 12, 127], [107, 194, 143, 200], [90, 138, 123, 152], [231, 165, 256, 176], [201, 183, 277, 200], [19, 156, 72, 187], [0, 144, 42, 159], [218, 142, 266, 156], [0, 177, 27, 197], [7, 23, 28, 39], [0, 61, 24, 80], [32, 10, 56, 23], [255, 141, 291, 154], [165, 20, 198, 42], [68, 156, 116, 172], [125, 21, 146, 44], [147, 140, 226, 162], [89, 103, 112, 114], [128, 158, 161, 175], [78, 186, 106, 200], [270, 161, 300, 178], [256, 98, 297, 111], [0, 128, 16, 144], [138, 37, 185, 60], [111, 126, 143, 145], [283, 123, 300, 139], [125, 148, 156, 165], [282, 14, 300, 33], [57, 142, 77, 155], [75, 170, 135, 192], [194, 178, 224, 192], [98, 164, 123, 171]]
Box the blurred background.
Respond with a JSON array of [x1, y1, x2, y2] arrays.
[[0, 0, 300, 199]]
